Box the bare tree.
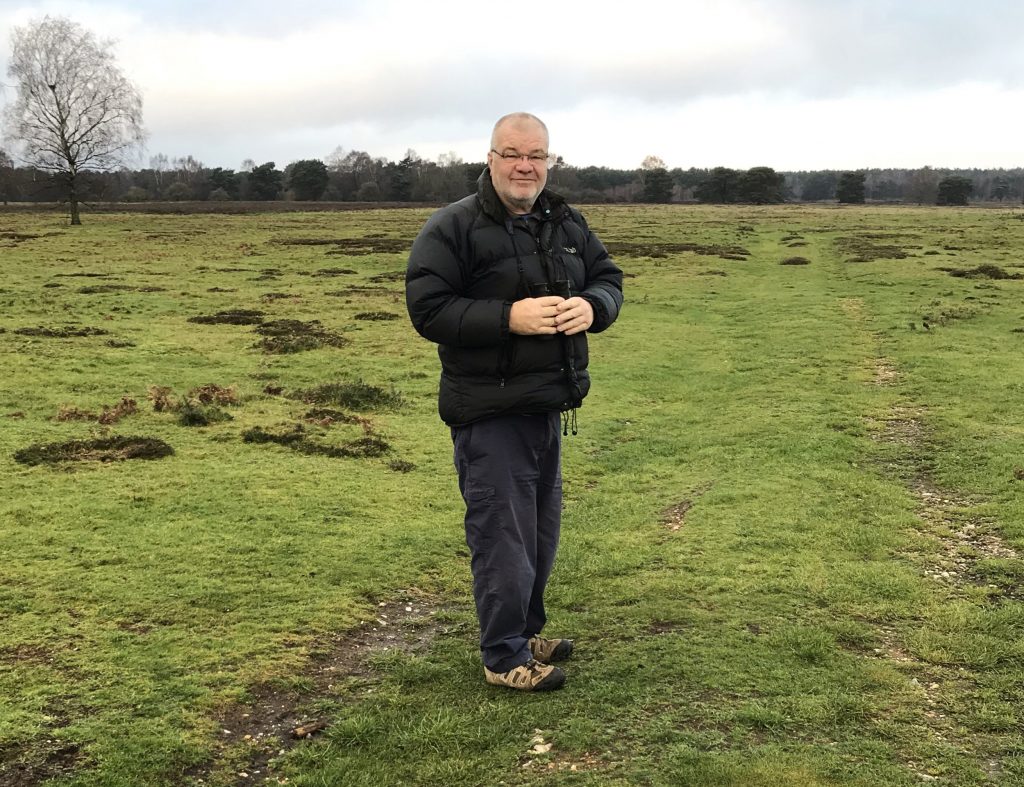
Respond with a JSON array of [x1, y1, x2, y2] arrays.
[[2, 16, 145, 224], [0, 148, 13, 204], [149, 152, 169, 193]]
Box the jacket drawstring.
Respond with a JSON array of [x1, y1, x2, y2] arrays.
[[561, 408, 578, 437]]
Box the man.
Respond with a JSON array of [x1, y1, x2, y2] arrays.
[[406, 112, 623, 691]]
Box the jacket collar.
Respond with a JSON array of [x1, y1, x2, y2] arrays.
[[475, 167, 567, 225]]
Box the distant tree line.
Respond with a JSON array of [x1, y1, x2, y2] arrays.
[[0, 145, 1020, 208]]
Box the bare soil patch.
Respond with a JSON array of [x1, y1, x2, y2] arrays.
[[274, 237, 412, 255], [253, 320, 348, 354], [835, 236, 910, 263], [325, 286, 400, 299], [13, 436, 174, 466], [193, 593, 451, 784], [242, 425, 390, 459], [75, 284, 167, 295], [0, 230, 41, 244], [367, 271, 405, 283], [604, 241, 750, 261], [302, 408, 369, 428], [353, 311, 400, 321], [14, 326, 110, 338], [945, 264, 1023, 280], [661, 483, 713, 533], [188, 310, 265, 325], [291, 381, 404, 411], [307, 267, 357, 277], [780, 256, 811, 265], [76, 284, 134, 294], [1, 740, 84, 787]]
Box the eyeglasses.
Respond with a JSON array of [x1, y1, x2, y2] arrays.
[[491, 149, 552, 166]]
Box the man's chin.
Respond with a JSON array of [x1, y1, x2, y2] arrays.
[[501, 193, 537, 213]]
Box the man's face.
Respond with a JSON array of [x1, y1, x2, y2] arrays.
[[487, 120, 549, 214]]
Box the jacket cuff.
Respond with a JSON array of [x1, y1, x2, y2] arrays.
[[581, 292, 609, 332]]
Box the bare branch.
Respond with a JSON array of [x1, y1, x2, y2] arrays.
[[2, 15, 146, 223]]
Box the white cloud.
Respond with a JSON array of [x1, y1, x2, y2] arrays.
[[2, 0, 1022, 169]]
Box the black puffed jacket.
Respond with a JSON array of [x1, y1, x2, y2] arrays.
[[406, 169, 623, 426]]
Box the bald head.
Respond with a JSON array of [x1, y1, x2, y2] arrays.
[[490, 112, 549, 151], [487, 112, 550, 214]]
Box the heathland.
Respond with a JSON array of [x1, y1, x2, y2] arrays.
[[1, 204, 1023, 786]]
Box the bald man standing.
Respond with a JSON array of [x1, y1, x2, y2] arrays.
[[406, 113, 623, 691]]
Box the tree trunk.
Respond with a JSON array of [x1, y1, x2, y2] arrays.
[[68, 173, 81, 225]]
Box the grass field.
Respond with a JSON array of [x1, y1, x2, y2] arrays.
[[2, 203, 1023, 786]]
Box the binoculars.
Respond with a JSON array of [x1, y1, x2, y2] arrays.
[[528, 280, 572, 298]]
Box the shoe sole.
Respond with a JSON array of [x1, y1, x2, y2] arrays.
[[484, 667, 566, 691]]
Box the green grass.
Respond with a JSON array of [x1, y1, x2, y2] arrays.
[[2, 204, 1024, 785]]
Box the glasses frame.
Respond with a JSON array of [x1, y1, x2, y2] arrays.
[[490, 148, 552, 167]]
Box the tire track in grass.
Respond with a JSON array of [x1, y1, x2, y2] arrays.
[[841, 296, 1014, 783]]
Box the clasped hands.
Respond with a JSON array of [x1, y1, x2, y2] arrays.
[[509, 295, 593, 336]]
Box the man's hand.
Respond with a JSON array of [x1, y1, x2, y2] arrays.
[[554, 296, 593, 336], [509, 296, 565, 335]]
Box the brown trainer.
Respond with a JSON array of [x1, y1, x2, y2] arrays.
[[529, 636, 574, 663], [484, 659, 565, 691]]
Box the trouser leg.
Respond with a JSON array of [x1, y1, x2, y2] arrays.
[[526, 415, 562, 638], [452, 412, 562, 673]]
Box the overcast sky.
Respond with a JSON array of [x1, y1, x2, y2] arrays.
[[2, 0, 1023, 172]]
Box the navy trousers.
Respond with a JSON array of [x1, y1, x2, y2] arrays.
[[451, 412, 562, 672]]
